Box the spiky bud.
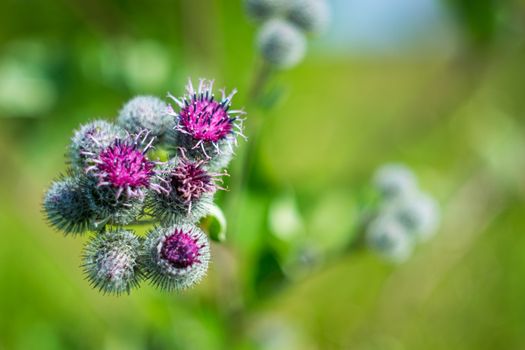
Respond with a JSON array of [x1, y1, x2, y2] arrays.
[[366, 215, 413, 263], [117, 95, 172, 139], [373, 163, 418, 200], [285, 0, 330, 34], [43, 175, 93, 234], [167, 79, 246, 170], [148, 153, 223, 224], [69, 120, 125, 171], [245, 0, 286, 22], [257, 19, 307, 69], [83, 133, 157, 225], [142, 224, 210, 291], [82, 230, 142, 295], [387, 191, 440, 241]]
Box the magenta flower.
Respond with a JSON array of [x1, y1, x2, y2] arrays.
[[170, 156, 218, 204], [86, 137, 155, 199], [168, 79, 246, 168], [143, 224, 210, 290], [161, 228, 202, 268]]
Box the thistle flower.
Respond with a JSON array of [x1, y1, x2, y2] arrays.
[[388, 191, 440, 241], [285, 0, 330, 35], [167, 79, 246, 170], [245, 0, 286, 22], [142, 224, 210, 291], [148, 152, 224, 224], [82, 229, 142, 295], [117, 95, 172, 139], [366, 215, 414, 263], [69, 120, 125, 171], [84, 133, 157, 225], [257, 19, 307, 69], [373, 163, 418, 200], [43, 175, 93, 234]]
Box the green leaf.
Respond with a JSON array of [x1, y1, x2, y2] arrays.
[[200, 204, 227, 242]]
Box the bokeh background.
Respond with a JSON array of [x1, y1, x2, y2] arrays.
[[1, 0, 525, 349]]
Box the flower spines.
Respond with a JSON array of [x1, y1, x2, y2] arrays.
[[69, 120, 125, 171], [142, 224, 210, 291], [82, 230, 142, 295], [148, 153, 224, 224], [43, 174, 93, 235], [168, 79, 246, 170], [117, 95, 172, 139]]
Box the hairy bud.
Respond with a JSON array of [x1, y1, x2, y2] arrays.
[[257, 19, 307, 69], [373, 163, 418, 200], [43, 175, 93, 235], [366, 215, 413, 263], [69, 120, 125, 171], [117, 95, 172, 139], [245, 0, 286, 22], [286, 0, 330, 34], [388, 191, 440, 241], [82, 230, 142, 295]]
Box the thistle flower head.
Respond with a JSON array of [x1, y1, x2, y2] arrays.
[[69, 120, 125, 171], [117, 95, 172, 138], [43, 175, 93, 235], [366, 215, 413, 263], [167, 79, 246, 169], [82, 230, 142, 295], [85, 133, 156, 200], [148, 153, 223, 224], [373, 163, 418, 200], [285, 0, 330, 34], [257, 19, 307, 69], [245, 0, 287, 22], [169, 153, 219, 203], [142, 223, 210, 291]]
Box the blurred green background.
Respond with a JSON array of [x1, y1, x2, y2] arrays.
[[1, 0, 525, 349]]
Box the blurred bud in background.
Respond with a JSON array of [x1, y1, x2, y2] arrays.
[[257, 19, 307, 68]]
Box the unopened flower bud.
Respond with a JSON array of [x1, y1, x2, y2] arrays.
[[373, 163, 418, 200], [82, 230, 142, 295], [69, 120, 125, 171], [286, 0, 330, 34], [43, 175, 93, 235], [117, 95, 172, 139], [257, 19, 307, 69], [245, 0, 286, 22], [366, 215, 413, 263]]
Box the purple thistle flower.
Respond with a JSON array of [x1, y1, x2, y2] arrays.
[[161, 228, 202, 268], [170, 153, 220, 204], [142, 223, 210, 291], [148, 151, 224, 224], [86, 134, 156, 199], [167, 79, 246, 169]]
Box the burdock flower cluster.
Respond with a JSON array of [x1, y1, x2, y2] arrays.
[[245, 0, 330, 69], [366, 164, 440, 263], [43, 79, 246, 295]]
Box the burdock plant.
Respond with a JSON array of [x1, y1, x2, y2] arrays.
[[42, 78, 245, 295]]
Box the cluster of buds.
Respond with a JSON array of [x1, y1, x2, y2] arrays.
[[245, 0, 330, 69], [366, 164, 440, 263], [43, 78, 246, 294]]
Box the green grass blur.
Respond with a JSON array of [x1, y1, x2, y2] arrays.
[[1, 0, 525, 349]]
